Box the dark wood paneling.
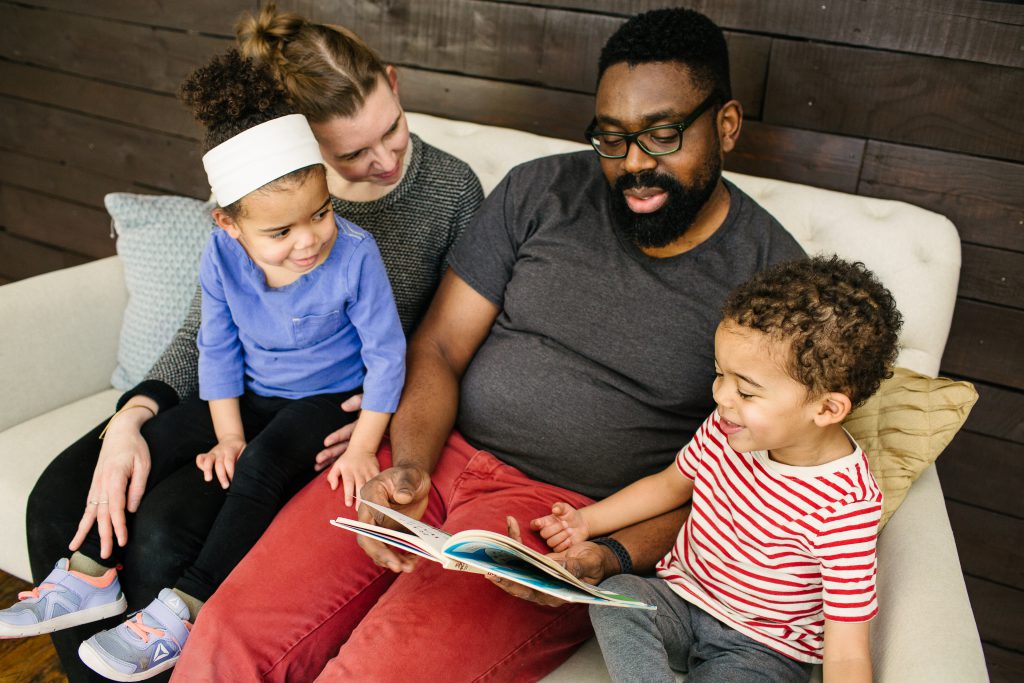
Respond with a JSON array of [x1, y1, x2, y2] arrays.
[[965, 576, 1024, 653], [0, 4, 230, 94], [938, 431, 1024, 517], [397, 66, 594, 142], [0, 232, 90, 281], [297, 0, 771, 114], [727, 121, 865, 193], [310, 0, 612, 91], [984, 643, 1024, 683], [0, 149, 141, 210], [0, 185, 113, 259], [948, 501, 1024, 590], [858, 141, 1024, 253], [763, 40, 1024, 162], [0, 60, 198, 139], [955, 379, 1024, 444], [496, 0, 1024, 68], [0, 98, 208, 198], [721, 34, 770, 120], [14, 0, 253, 35], [942, 300, 1024, 391], [959, 245, 1023, 309]]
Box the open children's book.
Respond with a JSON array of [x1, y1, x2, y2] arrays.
[[330, 500, 655, 610]]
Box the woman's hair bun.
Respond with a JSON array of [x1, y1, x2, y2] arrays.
[[236, 3, 305, 80]]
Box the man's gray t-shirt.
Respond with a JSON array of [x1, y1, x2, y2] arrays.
[[448, 151, 805, 499]]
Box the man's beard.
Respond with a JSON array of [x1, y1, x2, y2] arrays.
[[608, 154, 721, 249]]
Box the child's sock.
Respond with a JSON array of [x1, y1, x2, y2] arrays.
[[171, 588, 204, 621], [68, 551, 112, 578]]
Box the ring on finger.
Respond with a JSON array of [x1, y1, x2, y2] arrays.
[[88, 499, 110, 505]]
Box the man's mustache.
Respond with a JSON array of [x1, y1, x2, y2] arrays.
[[614, 170, 679, 193]]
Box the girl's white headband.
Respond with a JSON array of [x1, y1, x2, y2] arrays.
[[202, 114, 324, 207]]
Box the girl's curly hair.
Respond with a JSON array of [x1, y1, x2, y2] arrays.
[[721, 255, 903, 407], [179, 49, 319, 217], [179, 49, 292, 152]]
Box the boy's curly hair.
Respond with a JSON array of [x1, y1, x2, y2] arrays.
[[721, 255, 903, 407]]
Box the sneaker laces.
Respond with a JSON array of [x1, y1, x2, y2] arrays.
[[17, 583, 57, 601], [125, 613, 166, 643]]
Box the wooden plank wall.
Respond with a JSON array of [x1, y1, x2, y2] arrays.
[[1, 0, 1021, 678]]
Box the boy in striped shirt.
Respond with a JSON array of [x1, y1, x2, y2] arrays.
[[534, 256, 902, 683]]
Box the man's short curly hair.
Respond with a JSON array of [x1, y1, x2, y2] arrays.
[[721, 256, 903, 407], [598, 8, 731, 102]]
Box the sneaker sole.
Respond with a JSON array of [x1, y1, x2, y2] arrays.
[[0, 595, 127, 638], [78, 640, 178, 682]]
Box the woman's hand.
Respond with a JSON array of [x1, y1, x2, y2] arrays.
[[195, 437, 246, 489], [327, 451, 381, 508], [531, 502, 590, 552], [314, 393, 363, 471], [68, 404, 156, 559], [486, 516, 615, 607]]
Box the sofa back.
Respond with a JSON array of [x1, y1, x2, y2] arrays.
[[407, 112, 961, 378]]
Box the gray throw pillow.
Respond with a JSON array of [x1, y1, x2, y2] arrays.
[[105, 193, 214, 390]]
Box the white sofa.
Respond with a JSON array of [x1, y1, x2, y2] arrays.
[[0, 113, 987, 681]]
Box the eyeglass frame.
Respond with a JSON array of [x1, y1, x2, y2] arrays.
[[583, 93, 719, 159]]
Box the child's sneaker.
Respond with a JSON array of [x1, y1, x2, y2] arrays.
[[78, 588, 191, 681], [0, 558, 126, 638]]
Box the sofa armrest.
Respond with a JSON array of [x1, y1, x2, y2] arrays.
[[872, 465, 987, 682], [0, 257, 126, 432]]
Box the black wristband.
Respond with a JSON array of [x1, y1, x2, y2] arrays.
[[591, 536, 633, 575]]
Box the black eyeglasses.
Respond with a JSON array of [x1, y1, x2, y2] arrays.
[[584, 93, 718, 159]]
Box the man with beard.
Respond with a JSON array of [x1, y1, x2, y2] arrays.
[[174, 8, 806, 683]]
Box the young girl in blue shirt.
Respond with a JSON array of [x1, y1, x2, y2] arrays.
[[0, 50, 405, 681]]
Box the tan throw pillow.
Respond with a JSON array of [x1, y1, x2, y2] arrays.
[[844, 367, 978, 529]]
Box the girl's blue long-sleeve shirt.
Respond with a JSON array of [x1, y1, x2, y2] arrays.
[[197, 216, 405, 413]]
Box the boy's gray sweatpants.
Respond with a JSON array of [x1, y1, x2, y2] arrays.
[[590, 574, 814, 683]]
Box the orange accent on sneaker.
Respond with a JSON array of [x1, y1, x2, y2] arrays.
[[17, 583, 56, 601], [68, 567, 118, 589]]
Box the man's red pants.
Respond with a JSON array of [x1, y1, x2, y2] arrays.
[[173, 431, 596, 682]]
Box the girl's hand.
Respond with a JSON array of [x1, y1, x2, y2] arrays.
[[196, 437, 246, 489], [69, 407, 155, 559], [327, 451, 381, 508], [531, 502, 589, 552]]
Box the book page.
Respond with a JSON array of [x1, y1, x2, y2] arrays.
[[354, 499, 452, 554], [329, 518, 440, 563], [448, 529, 610, 599], [443, 539, 654, 610], [349, 500, 654, 609]]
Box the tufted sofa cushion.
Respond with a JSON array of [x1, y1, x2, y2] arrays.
[[723, 174, 960, 378]]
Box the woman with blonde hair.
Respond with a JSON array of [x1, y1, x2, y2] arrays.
[[237, 4, 483, 333], [23, 6, 481, 681]]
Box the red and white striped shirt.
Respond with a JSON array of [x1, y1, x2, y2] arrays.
[[655, 412, 882, 664]]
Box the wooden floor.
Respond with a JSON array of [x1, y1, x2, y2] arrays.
[[0, 571, 68, 683]]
